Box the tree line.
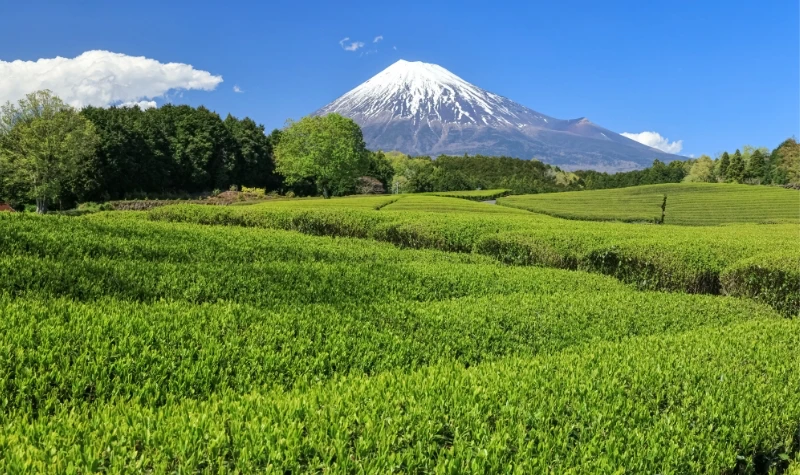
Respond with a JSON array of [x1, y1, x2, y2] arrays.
[[1, 90, 797, 212], [682, 142, 799, 185], [565, 140, 799, 190]]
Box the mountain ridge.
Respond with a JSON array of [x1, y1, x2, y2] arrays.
[[316, 60, 684, 172]]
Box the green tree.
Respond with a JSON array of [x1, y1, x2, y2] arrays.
[[0, 90, 98, 213], [274, 114, 368, 198], [365, 151, 395, 189], [769, 138, 800, 184], [397, 157, 436, 192], [745, 149, 767, 182], [727, 149, 745, 183], [224, 115, 278, 190], [716, 152, 730, 181], [683, 155, 715, 182]]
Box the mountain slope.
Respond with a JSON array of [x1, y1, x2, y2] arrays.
[[315, 60, 684, 172]]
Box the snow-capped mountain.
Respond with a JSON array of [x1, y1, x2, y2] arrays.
[[316, 60, 683, 171]]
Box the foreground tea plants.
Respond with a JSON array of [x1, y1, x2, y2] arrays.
[[1, 318, 797, 473], [0, 288, 775, 413], [1, 195, 797, 472]]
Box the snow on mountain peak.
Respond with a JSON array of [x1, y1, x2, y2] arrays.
[[314, 60, 684, 171], [317, 60, 548, 127]]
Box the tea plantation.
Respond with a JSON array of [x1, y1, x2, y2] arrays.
[[499, 182, 800, 225], [0, 184, 798, 473]]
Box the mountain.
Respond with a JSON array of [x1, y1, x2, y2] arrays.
[[315, 60, 684, 172]]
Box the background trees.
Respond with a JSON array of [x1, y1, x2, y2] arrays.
[[1, 90, 797, 211], [768, 138, 799, 184], [683, 155, 715, 183], [80, 104, 280, 201], [0, 91, 99, 213], [274, 114, 368, 198]]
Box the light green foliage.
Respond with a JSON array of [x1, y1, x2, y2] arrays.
[[2, 185, 798, 472], [0, 316, 796, 473], [426, 188, 511, 200], [682, 155, 715, 182], [721, 251, 800, 316], [771, 138, 800, 184], [0, 90, 98, 213], [149, 192, 797, 311], [274, 114, 368, 198], [383, 195, 527, 214], [498, 183, 800, 225]]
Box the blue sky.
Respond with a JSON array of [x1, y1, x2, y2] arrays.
[[1, 0, 798, 158]]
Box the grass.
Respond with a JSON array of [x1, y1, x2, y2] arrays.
[[498, 183, 800, 225]]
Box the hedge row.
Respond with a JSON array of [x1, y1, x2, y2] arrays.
[[144, 201, 799, 313], [1, 318, 797, 473]]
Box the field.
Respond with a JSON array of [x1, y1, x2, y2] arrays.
[[1, 184, 798, 472], [499, 183, 800, 225]]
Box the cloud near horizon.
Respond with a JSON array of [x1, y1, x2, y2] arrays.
[[0, 50, 223, 109], [118, 100, 158, 110], [338, 37, 365, 52], [620, 131, 683, 154]]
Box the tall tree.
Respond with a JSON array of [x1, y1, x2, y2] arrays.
[[274, 114, 368, 198], [745, 149, 766, 182], [0, 90, 98, 212], [727, 149, 745, 183], [225, 115, 278, 190], [716, 152, 730, 181]]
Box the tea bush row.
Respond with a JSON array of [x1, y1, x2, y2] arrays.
[[1, 318, 797, 473], [0, 288, 775, 415], [426, 189, 511, 201], [145, 200, 799, 312], [497, 183, 800, 225]]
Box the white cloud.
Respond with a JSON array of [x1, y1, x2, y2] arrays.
[[233, 85, 244, 93], [373, 35, 383, 43], [339, 37, 365, 52], [620, 131, 683, 154], [0, 50, 223, 109], [118, 100, 157, 110]]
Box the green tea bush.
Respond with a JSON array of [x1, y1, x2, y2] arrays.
[[0, 318, 797, 473], [721, 252, 800, 316], [498, 183, 800, 225], [0, 290, 775, 414], [382, 195, 528, 214], [143, 199, 798, 310], [426, 188, 511, 201], [1, 201, 797, 471]]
